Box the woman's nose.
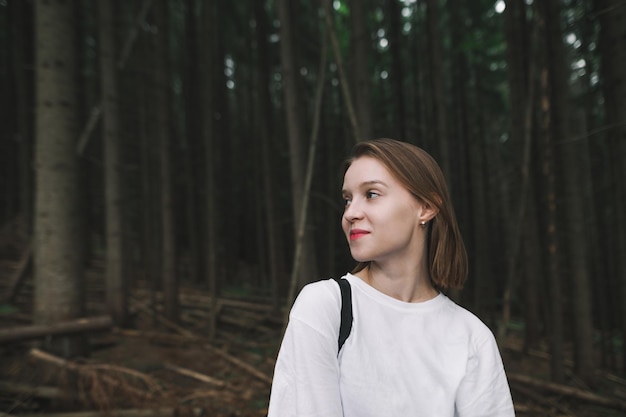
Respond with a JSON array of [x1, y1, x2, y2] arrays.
[[343, 199, 363, 222]]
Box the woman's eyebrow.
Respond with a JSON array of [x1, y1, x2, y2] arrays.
[[341, 180, 388, 195], [360, 180, 387, 188]]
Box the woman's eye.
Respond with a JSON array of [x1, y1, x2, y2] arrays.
[[343, 197, 352, 206], [366, 191, 380, 199]]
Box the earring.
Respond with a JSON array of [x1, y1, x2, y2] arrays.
[[420, 221, 427, 228]]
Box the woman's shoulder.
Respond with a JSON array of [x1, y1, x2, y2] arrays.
[[288, 277, 343, 330], [441, 297, 497, 344]]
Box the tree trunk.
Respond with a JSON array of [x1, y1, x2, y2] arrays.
[[254, 0, 286, 307], [322, 0, 358, 144], [214, 0, 235, 280], [155, 0, 178, 324], [10, 0, 34, 236], [182, 0, 200, 285], [33, 0, 85, 358], [576, 0, 611, 371], [498, 0, 534, 342], [425, 0, 450, 178], [543, 0, 594, 382], [98, 0, 128, 327], [200, 0, 218, 339], [595, 0, 626, 376], [278, 0, 318, 288], [522, 186, 544, 351], [349, 0, 372, 141], [386, 0, 406, 141], [285, 26, 328, 325], [0, 4, 12, 226], [139, 80, 163, 328], [538, 50, 565, 383], [448, 3, 470, 301]]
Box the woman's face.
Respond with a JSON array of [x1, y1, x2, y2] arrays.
[[341, 156, 429, 265]]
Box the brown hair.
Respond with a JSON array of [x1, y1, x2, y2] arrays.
[[344, 138, 468, 290]]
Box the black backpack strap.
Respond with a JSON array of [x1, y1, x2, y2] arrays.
[[334, 277, 353, 353]]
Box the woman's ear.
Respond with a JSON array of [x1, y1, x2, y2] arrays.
[[418, 203, 438, 223], [418, 193, 442, 223]]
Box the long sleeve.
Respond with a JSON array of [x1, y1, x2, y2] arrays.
[[268, 281, 344, 417]]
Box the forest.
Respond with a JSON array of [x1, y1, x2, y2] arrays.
[[0, 0, 625, 416]]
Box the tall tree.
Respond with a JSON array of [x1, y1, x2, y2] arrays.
[[182, 0, 200, 285], [536, 2, 565, 382], [386, 0, 406, 140], [199, 0, 219, 339], [498, 0, 535, 342], [424, 0, 450, 178], [155, 0, 177, 323], [349, 0, 372, 141], [278, 0, 318, 288], [323, 0, 358, 143], [501, 1, 544, 350], [595, 0, 626, 375], [10, 0, 34, 235], [33, 0, 85, 357], [99, 0, 127, 326], [254, 0, 286, 306], [543, 0, 594, 382]]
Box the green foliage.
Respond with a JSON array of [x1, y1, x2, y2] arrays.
[[0, 304, 19, 314], [333, 1, 349, 17], [222, 282, 269, 299], [507, 319, 525, 331]]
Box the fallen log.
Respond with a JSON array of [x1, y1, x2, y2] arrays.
[[0, 380, 64, 400], [16, 407, 203, 417], [0, 311, 32, 323], [508, 372, 626, 412], [0, 316, 113, 344]]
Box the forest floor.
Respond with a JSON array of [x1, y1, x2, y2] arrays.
[[1, 234, 626, 416]]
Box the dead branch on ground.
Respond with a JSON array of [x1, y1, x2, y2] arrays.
[[29, 348, 165, 410], [162, 363, 225, 388], [131, 299, 272, 385], [508, 372, 626, 412]]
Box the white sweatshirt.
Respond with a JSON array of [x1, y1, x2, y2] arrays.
[[268, 273, 515, 417]]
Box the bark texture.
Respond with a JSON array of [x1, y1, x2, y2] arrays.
[[34, 0, 85, 357]]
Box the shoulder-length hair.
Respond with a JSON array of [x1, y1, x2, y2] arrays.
[[343, 138, 468, 290]]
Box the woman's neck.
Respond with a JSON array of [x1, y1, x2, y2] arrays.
[[357, 263, 438, 303]]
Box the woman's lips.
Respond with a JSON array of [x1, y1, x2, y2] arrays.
[[349, 230, 369, 241]]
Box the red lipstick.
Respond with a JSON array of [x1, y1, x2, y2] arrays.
[[349, 229, 369, 241]]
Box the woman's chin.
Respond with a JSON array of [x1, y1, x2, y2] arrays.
[[350, 252, 371, 263]]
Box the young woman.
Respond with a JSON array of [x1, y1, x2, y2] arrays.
[[268, 139, 515, 416]]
